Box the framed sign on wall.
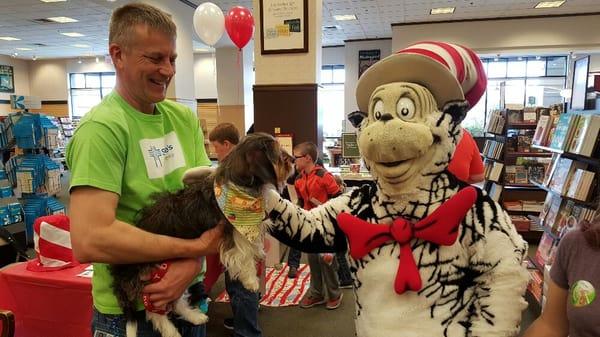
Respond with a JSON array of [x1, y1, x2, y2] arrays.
[[0, 65, 15, 93], [358, 49, 381, 78], [259, 0, 308, 54]]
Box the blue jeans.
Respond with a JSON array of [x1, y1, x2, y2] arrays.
[[287, 248, 301, 269], [225, 271, 262, 337], [91, 309, 206, 337]]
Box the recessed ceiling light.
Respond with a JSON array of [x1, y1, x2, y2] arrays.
[[40, 0, 67, 2], [0, 37, 21, 41], [61, 32, 85, 37], [430, 7, 455, 15], [333, 14, 357, 21], [534, 1, 565, 8], [47, 16, 78, 23], [72, 44, 90, 48], [16, 48, 33, 51]]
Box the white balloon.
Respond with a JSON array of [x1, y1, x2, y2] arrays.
[[193, 2, 225, 47]]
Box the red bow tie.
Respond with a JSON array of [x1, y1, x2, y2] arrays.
[[337, 187, 477, 295]]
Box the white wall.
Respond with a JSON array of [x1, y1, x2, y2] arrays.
[[392, 15, 600, 54], [0, 56, 30, 100], [66, 57, 114, 74], [344, 39, 392, 131], [322, 46, 345, 65], [243, 41, 255, 132], [216, 47, 245, 105], [28, 59, 67, 100], [194, 53, 218, 99], [590, 53, 600, 73]]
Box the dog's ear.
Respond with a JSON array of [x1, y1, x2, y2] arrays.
[[246, 142, 278, 187], [348, 110, 367, 129]]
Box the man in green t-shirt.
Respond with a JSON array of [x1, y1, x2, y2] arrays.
[[66, 3, 222, 337]]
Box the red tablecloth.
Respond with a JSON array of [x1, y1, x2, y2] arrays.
[[0, 262, 92, 337]]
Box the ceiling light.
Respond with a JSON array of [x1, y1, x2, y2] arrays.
[[78, 58, 82, 64], [95, 56, 99, 63], [47, 16, 78, 23], [333, 14, 357, 21], [534, 1, 565, 8], [32, 55, 37, 61], [0, 37, 21, 41], [40, 0, 67, 2], [72, 44, 90, 48], [517, 57, 523, 61], [61, 32, 85, 37], [430, 7, 455, 15], [536, 56, 541, 60], [13, 52, 18, 57], [16, 48, 33, 51]]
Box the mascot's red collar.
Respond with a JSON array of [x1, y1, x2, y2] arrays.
[[337, 187, 477, 294]]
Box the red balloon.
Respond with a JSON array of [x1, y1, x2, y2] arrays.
[[225, 6, 254, 50]]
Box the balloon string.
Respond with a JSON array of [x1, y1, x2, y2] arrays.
[[212, 50, 216, 78], [237, 48, 241, 105]]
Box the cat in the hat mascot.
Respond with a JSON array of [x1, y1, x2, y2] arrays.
[[261, 41, 529, 337]]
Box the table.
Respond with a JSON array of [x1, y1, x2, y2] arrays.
[[0, 262, 92, 337]]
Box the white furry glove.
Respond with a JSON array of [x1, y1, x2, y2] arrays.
[[261, 183, 280, 212], [182, 166, 214, 185]]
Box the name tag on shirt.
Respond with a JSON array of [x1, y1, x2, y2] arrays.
[[139, 131, 185, 179]]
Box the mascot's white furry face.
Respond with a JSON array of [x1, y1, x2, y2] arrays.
[[350, 82, 468, 196]]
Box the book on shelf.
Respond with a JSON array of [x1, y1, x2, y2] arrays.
[[542, 153, 561, 186], [567, 114, 600, 157], [549, 114, 580, 151], [510, 215, 531, 232], [488, 183, 503, 202], [488, 161, 504, 182], [535, 232, 557, 268], [523, 107, 538, 123], [532, 115, 553, 146], [503, 200, 523, 211], [522, 200, 544, 212], [527, 269, 544, 303], [547, 157, 586, 195], [507, 109, 523, 124], [504, 165, 516, 184], [565, 169, 596, 201], [486, 110, 505, 134]]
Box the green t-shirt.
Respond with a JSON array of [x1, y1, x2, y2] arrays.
[[66, 91, 211, 314]]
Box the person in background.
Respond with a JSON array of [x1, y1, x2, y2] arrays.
[[293, 142, 344, 310], [447, 129, 485, 184], [332, 174, 353, 289], [523, 209, 600, 337], [67, 4, 223, 337], [208, 123, 262, 337]]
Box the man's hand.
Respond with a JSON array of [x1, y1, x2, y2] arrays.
[[192, 222, 225, 256], [143, 258, 201, 309]]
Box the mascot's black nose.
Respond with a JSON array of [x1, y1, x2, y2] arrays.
[[380, 113, 393, 122]]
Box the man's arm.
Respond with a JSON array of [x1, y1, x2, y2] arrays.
[[70, 186, 223, 264]]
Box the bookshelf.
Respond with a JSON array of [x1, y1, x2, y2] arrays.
[[524, 107, 600, 307], [483, 108, 553, 243]]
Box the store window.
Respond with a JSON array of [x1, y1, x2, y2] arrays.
[[462, 56, 567, 137], [69, 72, 116, 117], [320, 65, 345, 138]]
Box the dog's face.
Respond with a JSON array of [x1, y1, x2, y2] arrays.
[[216, 133, 294, 190]]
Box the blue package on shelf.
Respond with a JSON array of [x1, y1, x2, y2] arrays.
[[46, 197, 65, 215], [0, 186, 12, 198], [13, 114, 43, 149], [0, 169, 6, 180], [23, 197, 48, 244], [8, 202, 23, 223], [0, 206, 10, 226]]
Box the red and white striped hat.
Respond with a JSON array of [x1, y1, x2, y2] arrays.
[[356, 41, 486, 112], [26, 215, 79, 272]]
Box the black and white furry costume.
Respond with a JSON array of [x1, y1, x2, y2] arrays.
[[261, 81, 529, 337]]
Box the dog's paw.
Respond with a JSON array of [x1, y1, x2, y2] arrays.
[[187, 311, 209, 325]]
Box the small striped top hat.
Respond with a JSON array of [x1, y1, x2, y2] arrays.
[[356, 41, 487, 112], [26, 214, 79, 271]]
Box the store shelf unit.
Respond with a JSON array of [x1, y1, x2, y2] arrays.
[[524, 108, 600, 306], [482, 108, 551, 243]]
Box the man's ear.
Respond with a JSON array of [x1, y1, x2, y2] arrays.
[[442, 100, 470, 125], [109, 43, 123, 70], [348, 110, 367, 129]]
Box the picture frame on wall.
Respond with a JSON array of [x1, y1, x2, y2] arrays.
[[0, 65, 15, 93], [275, 132, 294, 155], [259, 0, 308, 55], [358, 49, 380, 78]]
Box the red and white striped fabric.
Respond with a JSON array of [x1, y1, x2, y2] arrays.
[[215, 263, 311, 307], [397, 41, 487, 108], [26, 215, 79, 272], [355, 40, 487, 112]]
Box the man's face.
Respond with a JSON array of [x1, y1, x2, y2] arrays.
[[113, 24, 177, 106], [211, 140, 234, 162]]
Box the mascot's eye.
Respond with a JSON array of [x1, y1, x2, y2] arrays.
[[373, 100, 384, 120], [396, 97, 416, 120]]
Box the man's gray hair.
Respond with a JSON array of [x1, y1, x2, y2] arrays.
[[109, 3, 176, 48]]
